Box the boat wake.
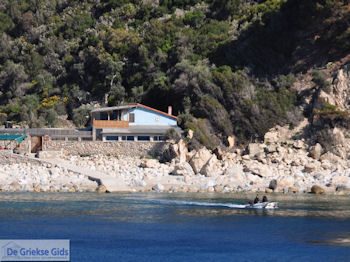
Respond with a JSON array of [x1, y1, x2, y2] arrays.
[[144, 199, 247, 209]]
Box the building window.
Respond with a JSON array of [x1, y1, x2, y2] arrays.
[[127, 136, 134, 141], [122, 136, 127, 141], [51, 137, 65, 141], [138, 136, 150, 141], [106, 136, 119, 141], [82, 137, 92, 141], [100, 112, 108, 120], [159, 136, 166, 141], [110, 111, 119, 120], [129, 113, 135, 123], [153, 136, 159, 141]]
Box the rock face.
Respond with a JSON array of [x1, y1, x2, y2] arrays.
[[324, 65, 350, 111], [311, 185, 325, 194]]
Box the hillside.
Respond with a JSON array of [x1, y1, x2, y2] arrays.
[[0, 0, 349, 148]]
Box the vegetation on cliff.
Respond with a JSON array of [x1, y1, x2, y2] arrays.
[[0, 0, 349, 147]]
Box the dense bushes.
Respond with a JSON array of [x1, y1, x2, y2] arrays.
[[0, 0, 347, 146]]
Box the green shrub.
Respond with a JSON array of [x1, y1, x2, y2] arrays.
[[312, 70, 330, 92], [164, 128, 181, 142], [73, 105, 93, 127]]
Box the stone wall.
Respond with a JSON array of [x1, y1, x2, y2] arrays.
[[0, 139, 30, 153], [0, 140, 17, 149], [42, 141, 169, 157]]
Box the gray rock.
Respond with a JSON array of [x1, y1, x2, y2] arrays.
[[152, 183, 164, 192], [269, 179, 277, 190], [335, 185, 350, 194], [131, 179, 147, 187]]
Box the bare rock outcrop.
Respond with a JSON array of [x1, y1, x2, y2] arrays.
[[189, 147, 212, 174], [200, 155, 220, 177], [162, 139, 188, 163]]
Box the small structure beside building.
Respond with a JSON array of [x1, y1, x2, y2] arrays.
[[91, 103, 180, 141]]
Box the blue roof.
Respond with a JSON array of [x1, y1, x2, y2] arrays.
[[0, 134, 27, 143]]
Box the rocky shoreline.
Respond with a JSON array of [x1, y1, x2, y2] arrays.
[[1, 132, 350, 195], [0, 152, 98, 192]]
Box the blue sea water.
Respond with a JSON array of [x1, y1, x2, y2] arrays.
[[0, 192, 350, 261]]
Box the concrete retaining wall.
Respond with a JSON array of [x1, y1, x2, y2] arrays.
[[42, 141, 169, 157]]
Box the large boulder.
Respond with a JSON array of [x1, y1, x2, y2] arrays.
[[247, 143, 264, 158], [311, 185, 325, 194], [269, 179, 277, 190], [227, 136, 235, 150], [244, 162, 274, 178], [277, 176, 295, 190], [264, 129, 279, 143], [189, 147, 212, 174], [96, 185, 107, 193], [152, 183, 164, 192], [221, 152, 237, 161], [319, 152, 343, 164], [265, 144, 278, 153], [336, 185, 350, 195], [200, 155, 219, 177], [309, 143, 323, 160], [162, 139, 188, 163], [9, 181, 21, 192], [171, 162, 195, 176], [141, 159, 159, 168], [176, 139, 188, 163], [130, 179, 147, 187], [213, 147, 224, 160]]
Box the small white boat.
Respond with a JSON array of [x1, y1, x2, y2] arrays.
[[245, 202, 278, 209]]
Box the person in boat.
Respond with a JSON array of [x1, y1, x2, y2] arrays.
[[262, 195, 268, 203], [253, 195, 259, 204]]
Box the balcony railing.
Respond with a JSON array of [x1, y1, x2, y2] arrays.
[[93, 120, 129, 128]]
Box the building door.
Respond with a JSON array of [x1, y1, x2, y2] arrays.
[[31, 136, 42, 153]]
